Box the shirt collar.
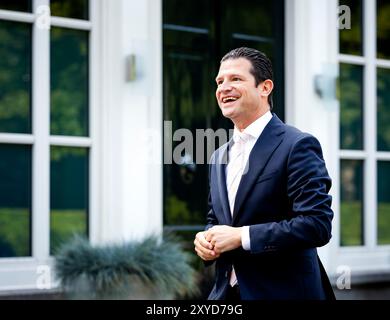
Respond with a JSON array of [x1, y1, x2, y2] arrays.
[[233, 111, 273, 142]]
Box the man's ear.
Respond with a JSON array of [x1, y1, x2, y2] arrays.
[[259, 79, 274, 98]]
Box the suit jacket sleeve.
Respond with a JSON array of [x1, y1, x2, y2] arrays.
[[248, 134, 333, 254]]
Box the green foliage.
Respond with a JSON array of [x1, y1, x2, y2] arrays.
[[0, 208, 30, 257], [54, 234, 199, 299], [378, 203, 390, 244], [341, 201, 390, 246], [340, 201, 363, 246], [50, 210, 87, 254]]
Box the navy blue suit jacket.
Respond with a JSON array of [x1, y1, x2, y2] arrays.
[[206, 114, 334, 300]]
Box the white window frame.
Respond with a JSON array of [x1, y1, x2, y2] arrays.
[[337, 0, 390, 280], [0, 0, 101, 292]]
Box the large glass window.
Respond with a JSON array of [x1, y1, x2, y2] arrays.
[[0, 2, 91, 260], [339, 0, 390, 247]]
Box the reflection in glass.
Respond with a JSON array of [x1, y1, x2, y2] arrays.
[[339, 63, 364, 150], [224, 0, 273, 39], [51, 27, 89, 137], [378, 162, 390, 244], [50, 146, 88, 254], [339, 0, 363, 56], [340, 160, 364, 246], [163, 0, 285, 229], [0, 20, 32, 134], [164, 51, 218, 226], [0, 0, 31, 12], [50, 0, 89, 20], [0, 145, 31, 257], [223, 0, 284, 118], [163, 0, 212, 29], [377, 68, 390, 151], [377, 0, 390, 59]]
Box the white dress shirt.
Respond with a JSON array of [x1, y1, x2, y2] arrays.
[[225, 111, 273, 285]]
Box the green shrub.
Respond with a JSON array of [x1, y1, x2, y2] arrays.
[[54, 234, 198, 299]]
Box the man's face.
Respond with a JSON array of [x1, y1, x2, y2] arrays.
[[215, 58, 262, 123]]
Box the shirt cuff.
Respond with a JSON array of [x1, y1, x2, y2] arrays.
[[241, 226, 251, 251]]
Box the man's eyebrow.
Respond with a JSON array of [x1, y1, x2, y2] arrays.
[[215, 74, 243, 82]]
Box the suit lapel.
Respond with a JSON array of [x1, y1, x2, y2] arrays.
[[232, 115, 286, 224], [215, 140, 233, 225]]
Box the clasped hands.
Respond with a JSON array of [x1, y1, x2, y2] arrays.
[[194, 225, 242, 261]]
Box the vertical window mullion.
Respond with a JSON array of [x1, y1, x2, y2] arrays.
[[363, 0, 377, 249], [32, 0, 50, 259], [89, 0, 98, 244]]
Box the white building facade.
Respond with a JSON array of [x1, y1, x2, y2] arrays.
[[0, 0, 389, 297]]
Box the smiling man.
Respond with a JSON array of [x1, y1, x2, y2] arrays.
[[194, 47, 335, 300]]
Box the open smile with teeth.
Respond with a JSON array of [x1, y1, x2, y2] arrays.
[[222, 96, 239, 103]]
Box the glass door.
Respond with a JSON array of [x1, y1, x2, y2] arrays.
[[163, 0, 285, 237]]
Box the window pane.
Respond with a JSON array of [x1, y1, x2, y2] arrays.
[[0, 21, 32, 134], [51, 27, 89, 137], [164, 51, 217, 226], [0, 145, 31, 257], [340, 160, 364, 246], [224, 0, 273, 38], [50, 147, 88, 254], [377, 0, 390, 59], [163, 0, 285, 228], [339, 63, 364, 150], [50, 0, 89, 20], [339, 0, 363, 56], [0, 0, 32, 12], [378, 162, 390, 244], [377, 68, 390, 151], [163, 0, 212, 29], [222, 0, 285, 119]]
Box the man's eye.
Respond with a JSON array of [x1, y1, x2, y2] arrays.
[[233, 77, 241, 81]]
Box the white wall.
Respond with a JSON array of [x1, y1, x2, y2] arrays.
[[285, 0, 340, 274], [97, 0, 163, 243]]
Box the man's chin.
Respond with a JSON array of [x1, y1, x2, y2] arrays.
[[221, 110, 235, 120]]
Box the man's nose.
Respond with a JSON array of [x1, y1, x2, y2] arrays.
[[218, 82, 233, 93]]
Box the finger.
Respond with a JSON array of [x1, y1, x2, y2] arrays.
[[195, 240, 216, 258], [196, 232, 213, 250], [195, 246, 215, 261]]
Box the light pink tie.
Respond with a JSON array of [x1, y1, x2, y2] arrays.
[[226, 132, 250, 286]]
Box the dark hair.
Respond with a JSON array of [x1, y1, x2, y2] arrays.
[[221, 47, 274, 109]]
